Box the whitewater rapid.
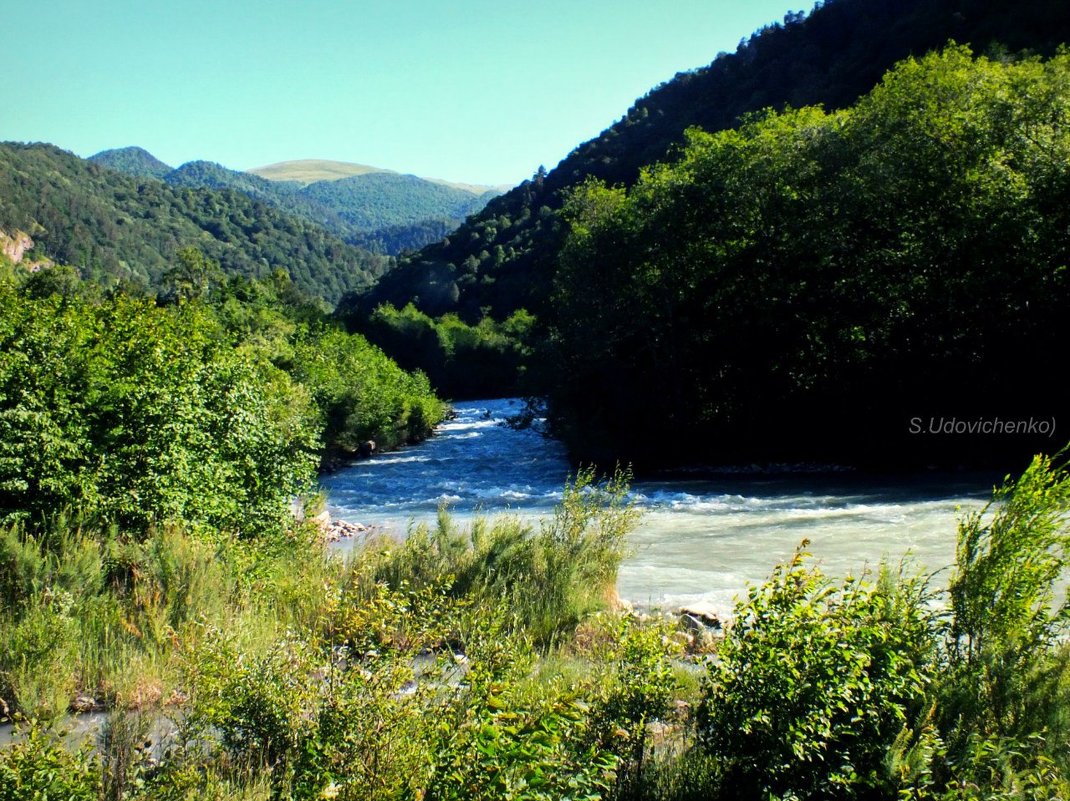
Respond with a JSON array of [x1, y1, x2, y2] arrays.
[[323, 398, 995, 613]]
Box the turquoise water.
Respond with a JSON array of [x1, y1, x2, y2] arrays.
[[323, 398, 995, 614]]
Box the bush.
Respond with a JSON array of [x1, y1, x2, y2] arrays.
[[0, 284, 319, 535], [0, 722, 100, 800], [941, 452, 1070, 775], [698, 546, 940, 800]]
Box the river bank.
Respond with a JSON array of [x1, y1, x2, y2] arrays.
[[322, 398, 997, 616]]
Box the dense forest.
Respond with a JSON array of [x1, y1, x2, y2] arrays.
[[342, 0, 1070, 401], [91, 148, 502, 257], [0, 144, 391, 303], [88, 146, 172, 180], [543, 47, 1070, 468]]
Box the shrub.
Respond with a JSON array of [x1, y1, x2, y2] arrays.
[[698, 546, 939, 800], [944, 453, 1070, 749], [0, 722, 100, 800]]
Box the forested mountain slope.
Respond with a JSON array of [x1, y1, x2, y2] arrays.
[[0, 143, 390, 302], [91, 150, 504, 256], [545, 48, 1070, 468], [351, 0, 1070, 323]]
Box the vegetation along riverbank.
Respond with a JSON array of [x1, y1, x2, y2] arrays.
[[4, 437, 1070, 799], [1, 254, 1069, 797]]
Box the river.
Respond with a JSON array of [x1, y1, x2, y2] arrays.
[[0, 398, 1002, 750], [323, 398, 997, 614]]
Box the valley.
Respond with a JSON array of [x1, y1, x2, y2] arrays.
[[2, 0, 1070, 798]]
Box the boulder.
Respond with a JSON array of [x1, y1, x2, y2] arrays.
[[678, 604, 722, 632]]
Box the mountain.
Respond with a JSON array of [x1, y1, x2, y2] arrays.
[[299, 172, 495, 234], [0, 142, 390, 302], [347, 0, 1070, 324], [249, 161, 508, 253], [88, 146, 172, 180], [90, 152, 505, 256], [162, 159, 346, 232], [166, 159, 292, 197], [247, 158, 387, 184], [542, 46, 1070, 469], [248, 158, 510, 196]]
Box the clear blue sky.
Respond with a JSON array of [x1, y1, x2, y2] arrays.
[[6, 0, 806, 186]]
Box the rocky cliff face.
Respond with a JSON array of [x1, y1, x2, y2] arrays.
[[0, 228, 53, 271], [0, 228, 34, 263]]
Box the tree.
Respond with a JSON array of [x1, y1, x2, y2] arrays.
[[161, 246, 222, 302]]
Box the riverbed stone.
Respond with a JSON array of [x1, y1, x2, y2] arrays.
[[677, 604, 722, 631], [71, 694, 102, 713], [323, 519, 370, 543]]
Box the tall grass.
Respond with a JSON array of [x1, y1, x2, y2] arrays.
[[0, 468, 638, 721], [356, 466, 638, 645], [0, 514, 339, 721]]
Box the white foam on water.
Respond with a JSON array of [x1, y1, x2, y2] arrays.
[[324, 398, 994, 614], [364, 454, 432, 466], [437, 419, 499, 432]]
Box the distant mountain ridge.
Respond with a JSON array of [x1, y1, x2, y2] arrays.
[[247, 159, 387, 185], [1, 142, 390, 302], [89, 146, 172, 180], [89, 150, 506, 255], [247, 158, 511, 195]]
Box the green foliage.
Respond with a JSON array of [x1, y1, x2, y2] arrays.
[[289, 323, 444, 458], [428, 680, 618, 801], [0, 281, 319, 533], [0, 585, 80, 719], [699, 547, 939, 799], [186, 633, 322, 779], [0, 142, 391, 302], [356, 301, 534, 398], [204, 264, 446, 464], [546, 47, 1070, 467], [352, 217, 458, 256], [0, 261, 445, 528], [162, 246, 224, 302], [99, 710, 153, 801], [943, 452, 1070, 762], [89, 146, 173, 180], [0, 723, 100, 801], [0, 518, 223, 718], [591, 617, 682, 799]]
